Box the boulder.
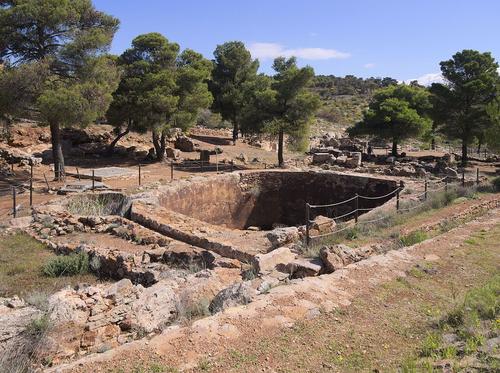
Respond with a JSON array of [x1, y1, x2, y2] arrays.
[[209, 282, 254, 314], [131, 280, 179, 333], [345, 152, 362, 168], [277, 258, 322, 278], [266, 227, 300, 249], [165, 147, 180, 159], [175, 136, 196, 152], [319, 244, 360, 273], [335, 155, 348, 164], [310, 215, 336, 236], [312, 152, 333, 165], [236, 153, 247, 163], [252, 246, 297, 273]]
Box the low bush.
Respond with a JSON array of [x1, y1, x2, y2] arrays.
[[492, 176, 500, 192], [400, 230, 428, 246], [42, 252, 89, 277]]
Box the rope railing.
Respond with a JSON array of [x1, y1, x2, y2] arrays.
[[304, 169, 482, 245]]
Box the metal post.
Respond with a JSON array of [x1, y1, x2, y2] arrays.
[[355, 194, 359, 223], [76, 167, 81, 181], [424, 179, 428, 200], [138, 164, 142, 186], [476, 168, 479, 185], [12, 187, 16, 218], [396, 189, 400, 211], [216, 152, 219, 174], [92, 170, 95, 191], [445, 177, 448, 192], [170, 162, 174, 181], [305, 203, 311, 246], [29, 162, 33, 207], [264, 163, 267, 169], [43, 173, 50, 191], [462, 169, 465, 187]]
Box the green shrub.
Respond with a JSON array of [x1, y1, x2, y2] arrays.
[[400, 230, 428, 246], [42, 252, 89, 277], [26, 314, 50, 336], [420, 333, 441, 357]]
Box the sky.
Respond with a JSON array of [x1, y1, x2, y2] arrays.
[[93, 0, 500, 85]]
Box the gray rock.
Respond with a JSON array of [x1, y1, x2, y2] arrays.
[[209, 282, 254, 314]]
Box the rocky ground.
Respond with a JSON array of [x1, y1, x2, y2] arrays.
[[0, 122, 499, 372]]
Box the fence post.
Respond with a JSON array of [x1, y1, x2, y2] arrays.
[[305, 203, 311, 246], [76, 167, 81, 181], [355, 194, 359, 223], [424, 179, 428, 200], [170, 162, 174, 181], [396, 188, 400, 211], [138, 164, 142, 186], [200, 159, 204, 173], [462, 169, 465, 187], [445, 177, 448, 192], [216, 152, 219, 174], [231, 159, 234, 172], [43, 173, 50, 191], [29, 161, 33, 207], [92, 170, 95, 191], [12, 187, 17, 218], [476, 167, 479, 185]]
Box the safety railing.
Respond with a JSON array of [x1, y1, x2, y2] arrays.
[[304, 169, 482, 245]]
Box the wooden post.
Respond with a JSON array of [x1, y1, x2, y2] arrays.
[[445, 177, 448, 192], [11, 163, 14, 173], [396, 188, 400, 211], [29, 162, 33, 207], [92, 170, 95, 191], [231, 159, 234, 172], [264, 163, 267, 169], [12, 187, 17, 218], [355, 194, 359, 223], [424, 179, 428, 200], [476, 167, 479, 185], [138, 164, 142, 186], [170, 162, 174, 181], [462, 169, 465, 187], [43, 173, 50, 191], [200, 159, 204, 173], [76, 167, 81, 181], [305, 203, 311, 246]]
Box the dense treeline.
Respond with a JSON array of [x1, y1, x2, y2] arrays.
[[0, 0, 499, 174]]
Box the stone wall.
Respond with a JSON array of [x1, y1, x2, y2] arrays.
[[156, 171, 397, 229]]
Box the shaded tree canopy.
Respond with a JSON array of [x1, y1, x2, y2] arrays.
[[0, 0, 120, 179], [209, 41, 259, 142], [430, 49, 500, 165], [109, 32, 212, 160], [349, 84, 432, 156]]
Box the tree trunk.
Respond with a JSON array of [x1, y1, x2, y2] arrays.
[[461, 140, 468, 167], [391, 140, 398, 157], [106, 123, 130, 157], [49, 121, 65, 181], [278, 128, 284, 166], [232, 122, 239, 145], [152, 131, 166, 161]]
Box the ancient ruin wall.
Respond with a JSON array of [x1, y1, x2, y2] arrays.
[[157, 171, 397, 229]]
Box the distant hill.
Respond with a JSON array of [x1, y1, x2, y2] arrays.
[[309, 75, 398, 136]]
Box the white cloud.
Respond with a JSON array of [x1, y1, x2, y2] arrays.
[[364, 63, 375, 69], [403, 72, 445, 86], [248, 42, 350, 61]]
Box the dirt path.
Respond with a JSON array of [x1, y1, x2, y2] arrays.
[[48, 204, 500, 373]]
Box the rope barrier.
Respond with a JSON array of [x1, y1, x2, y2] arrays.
[[358, 187, 401, 200], [309, 195, 357, 209]]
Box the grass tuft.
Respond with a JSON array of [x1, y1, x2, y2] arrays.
[[42, 251, 89, 277]]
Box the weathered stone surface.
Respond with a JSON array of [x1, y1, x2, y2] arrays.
[[266, 227, 300, 249], [310, 215, 336, 236], [131, 280, 179, 333], [277, 258, 322, 278], [312, 153, 334, 165], [445, 167, 459, 178], [48, 290, 89, 326], [165, 147, 180, 159], [345, 152, 361, 168], [209, 282, 254, 314], [253, 247, 296, 273], [175, 136, 196, 152]]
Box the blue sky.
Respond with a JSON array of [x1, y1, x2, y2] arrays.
[[93, 0, 500, 84]]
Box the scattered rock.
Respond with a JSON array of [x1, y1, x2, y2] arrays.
[[253, 247, 297, 273], [209, 282, 254, 314], [266, 227, 300, 249]]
